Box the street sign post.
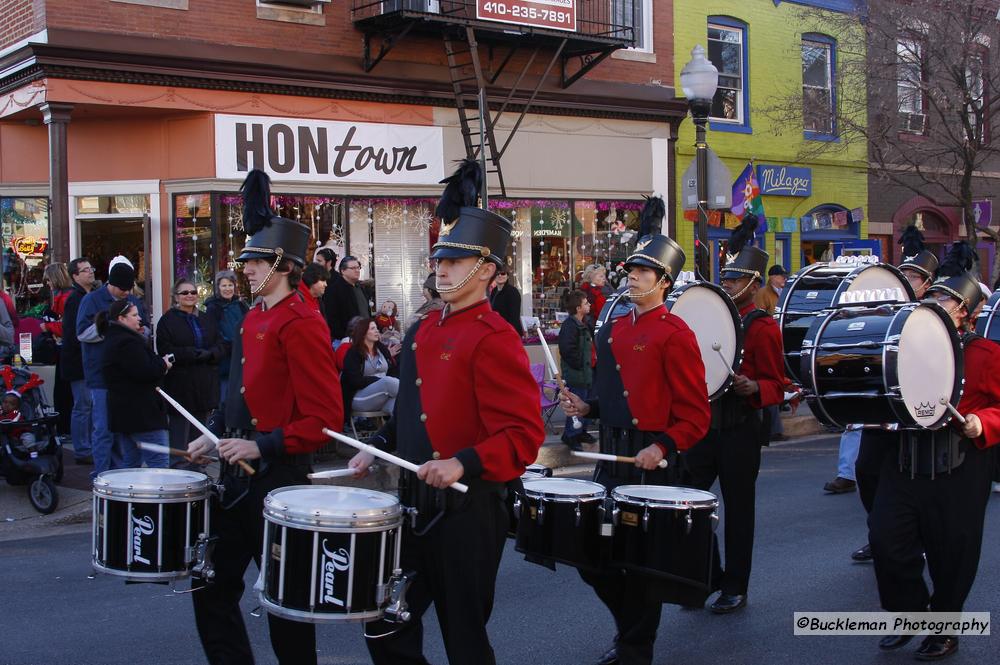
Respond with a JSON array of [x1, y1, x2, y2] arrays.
[[682, 149, 733, 211]]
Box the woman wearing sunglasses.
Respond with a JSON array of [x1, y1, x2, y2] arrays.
[[155, 279, 223, 469]]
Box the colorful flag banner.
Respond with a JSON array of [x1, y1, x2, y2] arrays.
[[832, 210, 849, 229], [731, 162, 766, 221]]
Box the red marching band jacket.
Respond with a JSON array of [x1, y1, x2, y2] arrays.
[[737, 302, 786, 410], [239, 293, 342, 459], [956, 336, 1000, 449]]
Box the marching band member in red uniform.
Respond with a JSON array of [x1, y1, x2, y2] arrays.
[[683, 215, 785, 615], [870, 244, 1000, 660], [562, 196, 711, 665], [187, 170, 342, 665], [349, 160, 544, 665]]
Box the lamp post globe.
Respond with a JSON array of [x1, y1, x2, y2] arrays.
[[680, 45, 719, 116]]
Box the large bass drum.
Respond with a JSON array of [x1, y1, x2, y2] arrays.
[[595, 279, 743, 400], [975, 291, 1000, 344], [801, 302, 963, 430], [777, 260, 914, 383]]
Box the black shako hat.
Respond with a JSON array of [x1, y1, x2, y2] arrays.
[[720, 213, 769, 281], [623, 195, 685, 284], [926, 241, 983, 312], [430, 159, 511, 267], [236, 170, 310, 267], [898, 224, 939, 280]]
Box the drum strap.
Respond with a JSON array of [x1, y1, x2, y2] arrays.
[[898, 429, 969, 478]]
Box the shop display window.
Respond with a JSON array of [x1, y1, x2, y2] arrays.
[[174, 193, 214, 300], [1, 197, 50, 314]]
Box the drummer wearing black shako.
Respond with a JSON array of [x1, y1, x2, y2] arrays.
[[683, 215, 785, 615], [562, 196, 711, 665], [348, 160, 544, 665], [186, 170, 343, 665], [869, 242, 1000, 661]]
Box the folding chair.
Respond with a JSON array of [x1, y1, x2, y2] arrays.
[[531, 363, 562, 434]]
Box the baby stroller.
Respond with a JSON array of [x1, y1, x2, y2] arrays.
[[0, 366, 63, 514]]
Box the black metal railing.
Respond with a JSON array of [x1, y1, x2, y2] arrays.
[[351, 0, 636, 44]]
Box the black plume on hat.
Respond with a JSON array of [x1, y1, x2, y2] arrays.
[[435, 158, 482, 222], [938, 241, 976, 278], [898, 224, 926, 257], [240, 169, 274, 237], [638, 195, 666, 239], [728, 213, 759, 255]]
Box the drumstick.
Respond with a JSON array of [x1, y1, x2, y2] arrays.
[[573, 450, 669, 469], [939, 397, 967, 425], [535, 325, 583, 430], [308, 467, 370, 480], [322, 428, 469, 493], [137, 440, 218, 464], [156, 387, 255, 475], [711, 342, 737, 379]]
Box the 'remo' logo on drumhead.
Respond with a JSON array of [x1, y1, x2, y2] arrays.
[[319, 538, 351, 608]]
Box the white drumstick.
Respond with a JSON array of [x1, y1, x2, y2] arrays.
[[573, 450, 669, 469], [156, 387, 255, 475], [322, 428, 469, 493], [308, 467, 366, 480], [137, 440, 218, 463], [711, 342, 737, 379], [939, 397, 967, 425], [536, 326, 583, 430]]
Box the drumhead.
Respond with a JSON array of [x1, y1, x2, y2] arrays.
[[666, 282, 742, 400], [612, 485, 717, 508], [93, 468, 210, 501], [837, 264, 912, 303], [895, 305, 958, 427], [522, 477, 605, 499], [264, 485, 401, 529], [976, 291, 1000, 342]]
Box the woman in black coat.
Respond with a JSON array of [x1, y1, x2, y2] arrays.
[[155, 279, 224, 468], [489, 265, 524, 336], [100, 299, 174, 470], [204, 270, 249, 405]]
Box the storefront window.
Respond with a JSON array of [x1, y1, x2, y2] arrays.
[[1, 197, 50, 313], [174, 193, 214, 300]]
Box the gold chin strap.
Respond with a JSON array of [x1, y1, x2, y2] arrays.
[[628, 275, 668, 300], [250, 252, 284, 296], [436, 257, 485, 294], [730, 272, 760, 302]]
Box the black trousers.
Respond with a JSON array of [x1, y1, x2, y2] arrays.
[[856, 431, 894, 515], [192, 464, 316, 665], [683, 427, 762, 595], [579, 569, 662, 665], [365, 489, 508, 665], [869, 447, 993, 613]]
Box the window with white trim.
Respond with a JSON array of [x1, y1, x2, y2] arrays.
[[612, 0, 652, 52], [897, 38, 926, 133], [802, 37, 835, 136], [707, 22, 745, 124]]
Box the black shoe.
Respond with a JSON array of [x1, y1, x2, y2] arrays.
[[915, 636, 958, 661], [710, 593, 747, 614], [595, 646, 618, 665], [823, 477, 857, 494], [851, 543, 873, 562], [74, 455, 94, 465], [578, 431, 596, 444], [878, 634, 914, 651]]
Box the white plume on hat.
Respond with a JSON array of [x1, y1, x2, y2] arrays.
[[108, 255, 133, 272]]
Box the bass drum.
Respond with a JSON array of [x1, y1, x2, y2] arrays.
[[776, 261, 914, 383], [975, 291, 1000, 344], [801, 302, 963, 430], [595, 281, 743, 401]]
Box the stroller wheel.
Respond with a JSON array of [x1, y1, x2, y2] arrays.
[[28, 476, 59, 514]]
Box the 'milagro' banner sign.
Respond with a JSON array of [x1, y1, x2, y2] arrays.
[[215, 114, 445, 184]]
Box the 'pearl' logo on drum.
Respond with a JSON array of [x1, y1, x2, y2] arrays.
[[320, 539, 351, 607], [131, 515, 155, 566]]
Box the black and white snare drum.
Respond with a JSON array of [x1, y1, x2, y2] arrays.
[[802, 302, 964, 430], [777, 260, 913, 382], [92, 468, 210, 582], [514, 477, 606, 571], [260, 486, 402, 623], [975, 291, 1000, 344], [609, 486, 717, 587]]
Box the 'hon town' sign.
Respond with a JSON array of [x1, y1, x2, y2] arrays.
[[756, 164, 813, 197], [215, 114, 445, 185]]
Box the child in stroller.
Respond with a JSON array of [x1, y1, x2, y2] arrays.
[[0, 366, 63, 513]]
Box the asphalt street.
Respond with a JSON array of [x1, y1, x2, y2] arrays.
[[2, 434, 998, 665]]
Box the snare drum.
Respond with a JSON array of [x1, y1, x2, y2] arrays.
[[506, 464, 552, 538], [514, 478, 606, 571], [802, 302, 964, 429], [92, 468, 210, 582], [609, 485, 717, 587], [777, 261, 913, 381], [975, 291, 1000, 344], [260, 485, 402, 623]]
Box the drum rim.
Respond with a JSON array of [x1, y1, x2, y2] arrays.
[[611, 484, 718, 508], [521, 477, 606, 500], [264, 485, 402, 528], [92, 468, 211, 501], [975, 290, 1000, 339], [91, 560, 192, 581], [257, 593, 385, 624]]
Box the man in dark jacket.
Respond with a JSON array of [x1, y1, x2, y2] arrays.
[[60, 257, 96, 464], [558, 289, 593, 450], [325, 255, 370, 343], [489, 263, 524, 335]]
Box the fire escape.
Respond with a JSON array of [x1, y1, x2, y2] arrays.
[[351, 1, 636, 196]]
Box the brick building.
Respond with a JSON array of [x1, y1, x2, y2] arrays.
[[0, 0, 685, 325]]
